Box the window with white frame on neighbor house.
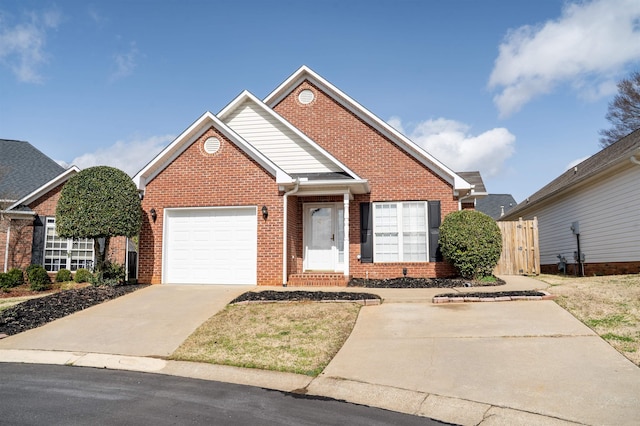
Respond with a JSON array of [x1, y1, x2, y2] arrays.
[[43, 217, 94, 272], [373, 201, 428, 262]]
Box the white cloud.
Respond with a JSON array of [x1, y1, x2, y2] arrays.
[[390, 116, 516, 177], [0, 9, 61, 83], [110, 42, 138, 81], [489, 0, 640, 117], [61, 135, 174, 176]]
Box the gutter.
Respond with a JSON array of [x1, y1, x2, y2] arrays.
[[282, 179, 300, 286]]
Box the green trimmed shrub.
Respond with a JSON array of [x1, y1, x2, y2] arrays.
[[26, 264, 51, 291], [3, 268, 25, 288], [55, 269, 73, 283], [439, 210, 502, 280], [91, 262, 125, 287], [0, 273, 9, 290], [74, 268, 93, 283]]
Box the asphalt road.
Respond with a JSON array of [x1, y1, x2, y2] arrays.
[[0, 363, 445, 425]]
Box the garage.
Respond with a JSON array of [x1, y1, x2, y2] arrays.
[[163, 207, 257, 284]]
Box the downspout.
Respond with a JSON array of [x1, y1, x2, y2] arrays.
[[631, 152, 640, 166], [282, 179, 300, 286], [3, 217, 10, 273]]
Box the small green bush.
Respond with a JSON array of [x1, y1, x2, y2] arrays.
[[0, 273, 9, 289], [55, 269, 73, 283], [439, 210, 502, 280], [2, 268, 25, 288], [74, 268, 93, 283], [92, 262, 126, 287], [26, 264, 51, 291]]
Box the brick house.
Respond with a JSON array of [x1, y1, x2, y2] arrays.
[[0, 140, 129, 276], [133, 66, 485, 286]]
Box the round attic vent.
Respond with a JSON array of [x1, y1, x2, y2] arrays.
[[298, 89, 315, 104], [203, 136, 221, 154]]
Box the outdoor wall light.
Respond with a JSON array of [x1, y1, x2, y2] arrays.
[[262, 205, 268, 220], [150, 208, 157, 222]]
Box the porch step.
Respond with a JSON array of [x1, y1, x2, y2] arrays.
[[287, 273, 349, 287]]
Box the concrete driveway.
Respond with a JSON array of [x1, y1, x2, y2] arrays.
[[2, 277, 640, 425], [309, 299, 640, 426], [0, 285, 254, 357]]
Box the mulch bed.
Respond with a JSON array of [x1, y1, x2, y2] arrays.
[[0, 284, 147, 337], [348, 276, 506, 288], [231, 290, 381, 304]]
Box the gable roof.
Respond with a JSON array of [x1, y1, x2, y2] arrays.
[[133, 111, 293, 190], [502, 129, 640, 220], [218, 90, 364, 181], [0, 139, 65, 201], [4, 166, 80, 214], [264, 66, 472, 194], [456, 171, 487, 194], [476, 194, 517, 220]]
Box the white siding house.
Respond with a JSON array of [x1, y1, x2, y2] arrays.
[[501, 130, 640, 276]]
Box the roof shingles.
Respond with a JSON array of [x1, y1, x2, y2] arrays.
[[0, 139, 66, 200]]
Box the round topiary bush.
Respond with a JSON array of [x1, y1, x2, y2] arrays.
[[74, 268, 93, 283], [55, 269, 73, 283], [26, 264, 51, 291], [439, 210, 502, 280]]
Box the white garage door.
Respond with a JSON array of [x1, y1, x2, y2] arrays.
[[164, 207, 257, 284]]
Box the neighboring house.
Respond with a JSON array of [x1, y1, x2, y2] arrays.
[[501, 129, 640, 276], [134, 66, 486, 286], [0, 140, 129, 275], [476, 194, 517, 220]]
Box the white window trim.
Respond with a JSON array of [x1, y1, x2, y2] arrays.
[[372, 201, 429, 262], [43, 217, 95, 272]]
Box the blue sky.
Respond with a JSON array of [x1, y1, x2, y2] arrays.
[[2, 0, 640, 203]]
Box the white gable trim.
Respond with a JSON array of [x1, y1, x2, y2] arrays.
[[133, 111, 292, 190], [218, 90, 363, 181], [5, 166, 81, 212], [264, 66, 471, 193]]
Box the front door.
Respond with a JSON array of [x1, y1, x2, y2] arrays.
[[304, 204, 344, 272]]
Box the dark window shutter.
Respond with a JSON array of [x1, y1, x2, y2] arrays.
[[31, 215, 45, 266], [428, 201, 443, 262], [360, 203, 373, 263]]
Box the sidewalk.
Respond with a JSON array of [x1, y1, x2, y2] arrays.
[[1, 276, 639, 425]]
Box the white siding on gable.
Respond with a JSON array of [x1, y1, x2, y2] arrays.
[[224, 100, 341, 174], [519, 165, 640, 266]]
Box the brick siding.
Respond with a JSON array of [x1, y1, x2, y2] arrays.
[[138, 127, 284, 285], [274, 81, 459, 279]]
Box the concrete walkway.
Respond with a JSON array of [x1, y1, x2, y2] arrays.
[[1, 276, 639, 425]]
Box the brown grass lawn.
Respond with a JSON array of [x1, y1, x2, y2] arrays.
[[170, 302, 361, 376], [538, 274, 640, 366]]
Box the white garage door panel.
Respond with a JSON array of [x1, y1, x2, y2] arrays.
[[164, 207, 257, 284]]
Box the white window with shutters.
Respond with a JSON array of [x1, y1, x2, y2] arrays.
[[373, 202, 428, 262]]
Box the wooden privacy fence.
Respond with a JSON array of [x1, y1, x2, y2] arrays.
[[494, 217, 540, 275]]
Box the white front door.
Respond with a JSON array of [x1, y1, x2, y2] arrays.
[[304, 204, 344, 272]]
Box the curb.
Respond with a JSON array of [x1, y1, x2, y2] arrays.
[[0, 349, 580, 426], [432, 291, 555, 304]]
